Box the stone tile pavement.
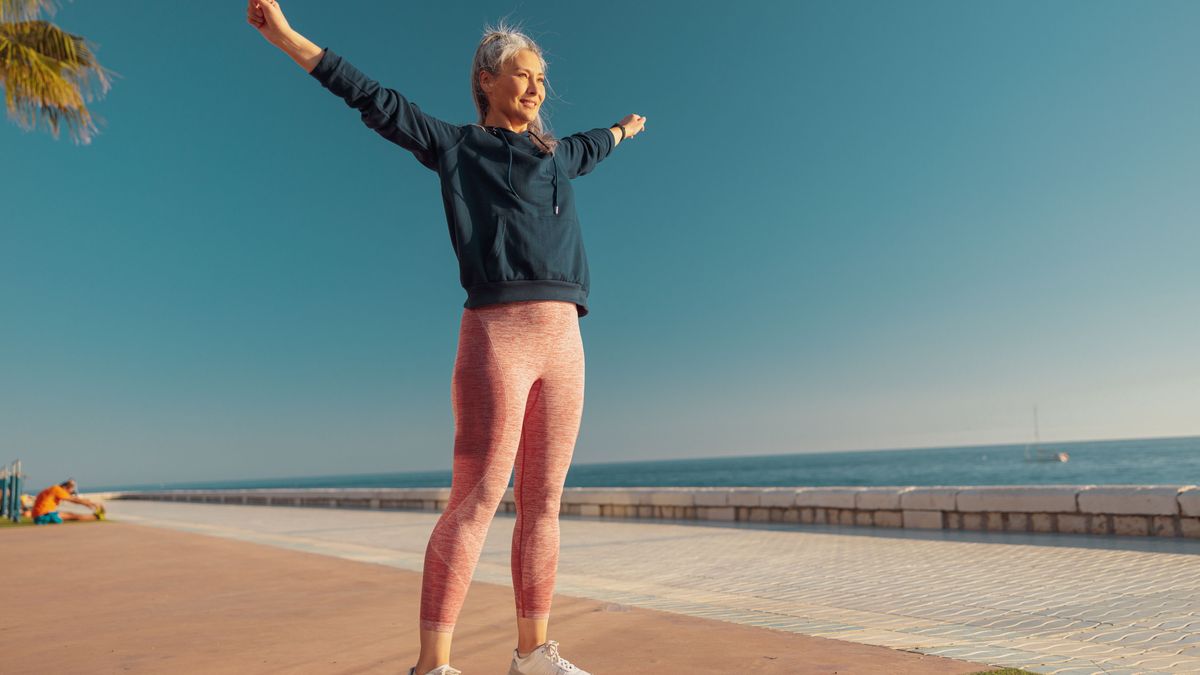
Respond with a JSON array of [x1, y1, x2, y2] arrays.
[[104, 500, 1200, 674]]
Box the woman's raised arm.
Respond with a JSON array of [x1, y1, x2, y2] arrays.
[[247, 0, 464, 170], [247, 0, 322, 72]]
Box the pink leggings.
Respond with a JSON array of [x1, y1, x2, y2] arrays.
[[419, 300, 585, 633]]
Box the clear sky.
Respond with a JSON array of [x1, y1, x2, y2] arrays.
[[4, 1, 1198, 491]]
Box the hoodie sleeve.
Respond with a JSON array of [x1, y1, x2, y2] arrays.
[[308, 47, 464, 171], [557, 127, 616, 179]]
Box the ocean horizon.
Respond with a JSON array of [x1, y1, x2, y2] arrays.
[[90, 435, 1200, 494]]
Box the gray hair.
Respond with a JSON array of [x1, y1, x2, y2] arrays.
[[470, 18, 559, 154]]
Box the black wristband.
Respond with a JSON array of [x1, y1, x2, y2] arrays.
[[612, 123, 626, 141]]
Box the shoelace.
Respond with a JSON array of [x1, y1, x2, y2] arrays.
[[543, 641, 577, 671], [414, 666, 461, 675]]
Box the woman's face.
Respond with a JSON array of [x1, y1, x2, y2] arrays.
[[481, 48, 545, 129]]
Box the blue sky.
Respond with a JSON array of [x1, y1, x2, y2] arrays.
[[4, 1, 1198, 491]]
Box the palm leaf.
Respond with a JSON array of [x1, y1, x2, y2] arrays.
[[0, 18, 113, 144], [0, 0, 60, 22]]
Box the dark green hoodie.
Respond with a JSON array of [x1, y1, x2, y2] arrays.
[[309, 47, 616, 318]]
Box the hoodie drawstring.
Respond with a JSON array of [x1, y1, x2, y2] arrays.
[[551, 153, 559, 215], [500, 130, 518, 201], [492, 126, 559, 216]]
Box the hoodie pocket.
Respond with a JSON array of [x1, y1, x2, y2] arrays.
[[491, 216, 507, 259], [490, 213, 585, 283]]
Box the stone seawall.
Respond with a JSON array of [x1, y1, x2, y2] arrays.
[[103, 485, 1200, 538]]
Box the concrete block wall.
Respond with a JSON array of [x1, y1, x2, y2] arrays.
[[108, 484, 1200, 539]]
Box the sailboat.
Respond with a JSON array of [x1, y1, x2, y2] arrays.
[[1024, 405, 1069, 463]]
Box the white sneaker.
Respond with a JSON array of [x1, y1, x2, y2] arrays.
[[507, 639, 590, 675], [408, 665, 462, 675]]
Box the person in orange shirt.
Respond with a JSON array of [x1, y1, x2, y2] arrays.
[[31, 479, 105, 525]]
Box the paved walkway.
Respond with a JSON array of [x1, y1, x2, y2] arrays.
[[2, 519, 984, 674], [100, 500, 1200, 673]]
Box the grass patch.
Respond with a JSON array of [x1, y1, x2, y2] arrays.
[[0, 516, 35, 528], [0, 516, 105, 528]]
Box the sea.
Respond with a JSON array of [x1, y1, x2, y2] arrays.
[[93, 435, 1200, 493]]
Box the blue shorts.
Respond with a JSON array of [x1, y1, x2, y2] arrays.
[[34, 512, 63, 525]]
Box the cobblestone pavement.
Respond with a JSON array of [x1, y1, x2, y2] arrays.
[[104, 500, 1200, 674]]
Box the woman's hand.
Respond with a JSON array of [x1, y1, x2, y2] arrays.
[[615, 114, 647, 139], [246, 0, 294, 46]]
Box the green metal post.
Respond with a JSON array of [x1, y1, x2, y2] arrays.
[[13, 461, 22, 522], [17, 461, 24, 522]]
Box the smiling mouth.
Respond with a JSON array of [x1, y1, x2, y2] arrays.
[[521, 100, 537, 107]]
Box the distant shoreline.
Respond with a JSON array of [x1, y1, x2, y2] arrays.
[[85, 434, 1200, 494]]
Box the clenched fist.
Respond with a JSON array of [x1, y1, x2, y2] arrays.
[[246, 0, 293, 46], [615, 114, 647, 139]]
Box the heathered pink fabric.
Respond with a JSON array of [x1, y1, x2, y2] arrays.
[[419, 299, 585, 633]]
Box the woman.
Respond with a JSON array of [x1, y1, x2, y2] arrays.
[[247, 3, 646, 674]]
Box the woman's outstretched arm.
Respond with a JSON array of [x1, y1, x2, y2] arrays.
[[559, 114, 648, 179], [247, 0, 464, 170], [247, 0, 322, 72]]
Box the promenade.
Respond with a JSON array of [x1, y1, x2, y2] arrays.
[[9, 499, 1200, 673], [3, 514, 983, 675]]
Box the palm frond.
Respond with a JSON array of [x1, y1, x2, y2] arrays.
[[0, 0, 60, 22], [0, 18, 113, 144]]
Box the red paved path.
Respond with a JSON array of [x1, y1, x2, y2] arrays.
[[0, 521, 994, 673]]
